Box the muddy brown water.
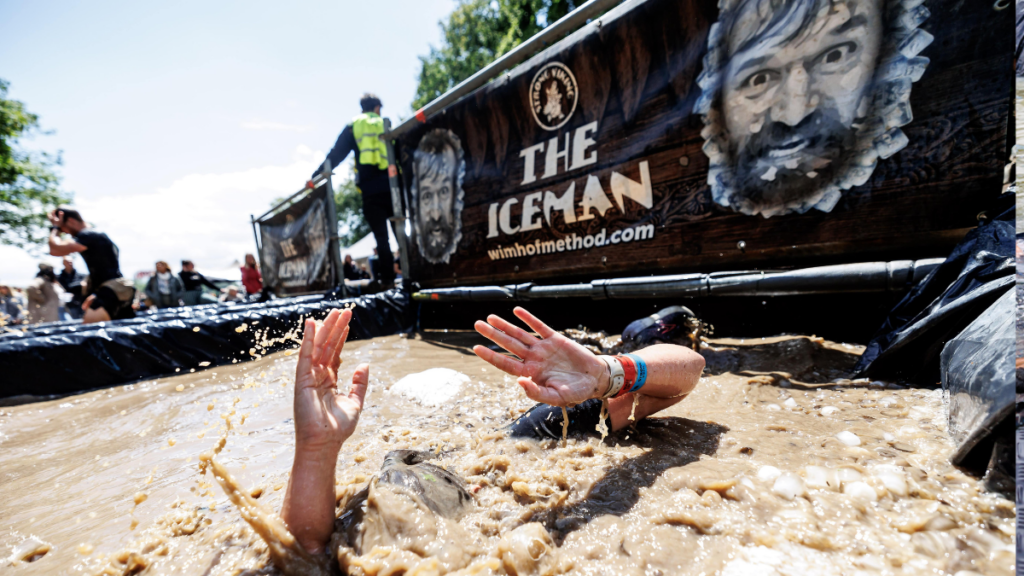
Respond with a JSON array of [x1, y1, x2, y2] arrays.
[[0, 331, 1014, 575]]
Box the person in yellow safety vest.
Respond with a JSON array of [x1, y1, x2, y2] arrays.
[[311, 93, 394, 287]]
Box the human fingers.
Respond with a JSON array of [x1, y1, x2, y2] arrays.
[[513, 307, 556, 339], [336, 308, 352, 353], [329, 326, 349, 374], [295, 319, 317, 383], [317, 311, 348, 367], [472, 345, 528, 377], [312, 310, 341, 364], [474, 320, 530, 358], [486, 314, 539, 346], [346, 363, 370, 411], [516, 377, 565, 406]]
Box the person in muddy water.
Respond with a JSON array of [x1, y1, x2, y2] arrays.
[[280, 306, 704, 555]]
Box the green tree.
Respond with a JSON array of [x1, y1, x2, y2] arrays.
[[412, 0, 582, 110], [334, 172, 370, 247], [0, 78, 71, 247]]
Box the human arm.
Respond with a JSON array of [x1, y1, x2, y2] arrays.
[[197, 273, 220, 291], [311, 125, 356, 179], [46, 210, 87, 257], [281, 308, 369, 554], [473, 307, 704, 431]]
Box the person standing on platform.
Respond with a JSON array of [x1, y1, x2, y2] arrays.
[[47, 207, 136, 323], [311, 93, 394, 288]]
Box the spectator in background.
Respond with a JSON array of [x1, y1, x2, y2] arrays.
[[145, 261, 185, 308], [219, 285, 246, 303], [57, 257, 86, 320], [25, 263, 60, 324], [0, 284, 23, 326], [342, 254, 362, 281], [48, 206, 136, 323], [180, 260, 220, 305], [241, 253, 263, 295]]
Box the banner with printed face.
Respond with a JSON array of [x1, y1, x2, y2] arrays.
[[258, 184, 335, 295], [397, 0, 1012, 288]]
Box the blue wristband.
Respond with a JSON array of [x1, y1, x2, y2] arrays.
[[624, 353, 647, 393]]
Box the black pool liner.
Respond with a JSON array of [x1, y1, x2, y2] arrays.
[[854, 194, 1014, 386], [0, 289, 414, 399]]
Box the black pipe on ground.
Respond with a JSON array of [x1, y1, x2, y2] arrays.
[[413, 259, 945, 303]]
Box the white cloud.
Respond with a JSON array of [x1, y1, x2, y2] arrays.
[[240, 120, 312, 132], [0, 146, 325, 287]]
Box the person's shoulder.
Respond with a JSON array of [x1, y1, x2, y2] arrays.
[[74, 229, 108, 242]]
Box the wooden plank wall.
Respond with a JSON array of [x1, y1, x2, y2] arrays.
[[397, 0, 1012, 288]]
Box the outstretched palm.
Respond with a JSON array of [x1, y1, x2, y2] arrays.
[[473, 307, 607, 406], [293, 308, 369, 453]]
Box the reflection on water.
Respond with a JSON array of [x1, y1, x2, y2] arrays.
[[0, 331, 1014, 575]]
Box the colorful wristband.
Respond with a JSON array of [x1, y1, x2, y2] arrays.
[[600, 356, 625, 399], [623, 353, 648, 393], [611, 354, 634, 399]]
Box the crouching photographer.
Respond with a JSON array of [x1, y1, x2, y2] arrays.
[[47, 207, 135, 324]]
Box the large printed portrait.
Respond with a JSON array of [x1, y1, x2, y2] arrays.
[[696, 0, 933, 218], [412, 129, 466, 264]]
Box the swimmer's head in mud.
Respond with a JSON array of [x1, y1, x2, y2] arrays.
[[695, 0, 933, 218], [377, 450, 474, 519], [412, 129, 465, 264]]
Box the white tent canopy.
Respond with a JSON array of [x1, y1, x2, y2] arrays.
[[341, 227, 398, 262]]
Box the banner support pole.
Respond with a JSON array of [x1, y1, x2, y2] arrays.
[[320, 159, 346, 293], [384, 118, 411, 286]]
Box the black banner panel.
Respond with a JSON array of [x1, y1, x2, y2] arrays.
[[258, 184, 335, 295], [396, 0, 1012, 288]]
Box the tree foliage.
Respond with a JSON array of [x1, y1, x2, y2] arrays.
[[0, 78, 71, 247], [334, 169, 371, 247], [412, 0, 583, 110]]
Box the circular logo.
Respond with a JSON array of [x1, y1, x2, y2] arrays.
[[529, 62, 578, 131]]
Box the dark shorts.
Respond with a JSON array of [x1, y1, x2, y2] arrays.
[[89, 286, 136, 320]]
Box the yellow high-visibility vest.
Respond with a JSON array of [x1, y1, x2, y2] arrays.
[[352, 112, 389, 170]]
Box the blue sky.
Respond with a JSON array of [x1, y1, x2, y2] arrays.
[[0, 0, 456, 285]]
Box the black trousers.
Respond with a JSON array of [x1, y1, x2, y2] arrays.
[[362, 192, 394, 285]]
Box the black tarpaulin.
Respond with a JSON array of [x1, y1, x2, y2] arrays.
[[853, 195, 1014, 385], [0, 289, 413, 399], [940, 289, 1014, 489]]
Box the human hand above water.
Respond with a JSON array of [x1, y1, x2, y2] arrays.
[[473, 307, 608, 407], [293, 308, 369, 455]]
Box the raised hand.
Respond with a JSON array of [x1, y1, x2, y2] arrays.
[[293, 308, 369, 454], [473, 307, 608, 407]]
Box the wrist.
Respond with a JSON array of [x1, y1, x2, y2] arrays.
[[295, 438, 344, 461]]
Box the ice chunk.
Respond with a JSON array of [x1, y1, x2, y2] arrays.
[[843, 481, 877, 502], [390, 368, 470, 406], [772, 474, 805, 500], [836, 431, 861, 446], [757, 466, 782, 482], [803, 466, 840, 491]]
